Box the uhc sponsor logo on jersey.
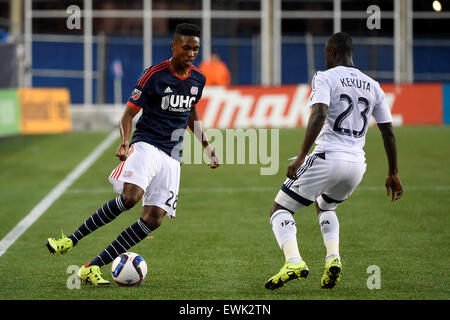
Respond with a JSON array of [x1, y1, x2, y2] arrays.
[[160, 95, 196, 112]]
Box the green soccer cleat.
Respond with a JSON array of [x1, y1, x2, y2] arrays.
[[321, 257, 342, 289], [265, 260, 309, 290], [45, 231, 73, 255], [77, 263, 111, 286]]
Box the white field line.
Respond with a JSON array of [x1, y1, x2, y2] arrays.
[[0, 130, 119, 258], [66, 185, 450, 195]]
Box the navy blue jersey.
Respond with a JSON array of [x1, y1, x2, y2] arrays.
[[126, 60, 206, 162]]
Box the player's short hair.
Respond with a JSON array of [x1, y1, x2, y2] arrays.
[[328, 32, 353, 56], [174, 23, 201, 39]]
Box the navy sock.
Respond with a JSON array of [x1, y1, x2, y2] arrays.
[[89, 218, 152, 267], [68, 195, 131, 246]]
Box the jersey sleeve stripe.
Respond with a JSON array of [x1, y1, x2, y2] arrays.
[[137, 60, 168, 87], [138, 61, 168, 87], [137, 69, 151, 87], [139, 63, 168, 88], [126, 101, 142, 111], [190, 65, 203, 74]]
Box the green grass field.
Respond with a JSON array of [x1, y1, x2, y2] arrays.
[[0, 126, 449, 300]]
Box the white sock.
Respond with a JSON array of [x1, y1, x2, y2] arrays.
[[270, 209, 302, 263], [318, 210, 340, 261], [282, 240, 302, 263]]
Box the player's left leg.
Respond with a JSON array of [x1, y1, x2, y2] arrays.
[[78, 206, 163, 286], [88, 205, 163, 267], [315, 201, 340, 263], [315, 160, 366, 289], [315, 201, 342, 289], [45, 183, 142, 256]]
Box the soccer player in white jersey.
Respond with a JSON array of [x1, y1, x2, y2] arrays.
[[265, 32, 403, 290]]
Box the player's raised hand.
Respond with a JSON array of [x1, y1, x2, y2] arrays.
[[286, 155, 305, 180], [115, 141, 129, 161], [385, 174, 403, 202]]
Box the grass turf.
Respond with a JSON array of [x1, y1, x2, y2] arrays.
[[0, 126, 449, 300]]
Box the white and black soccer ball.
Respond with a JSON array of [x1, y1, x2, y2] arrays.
[[111, 252, 148, 286]]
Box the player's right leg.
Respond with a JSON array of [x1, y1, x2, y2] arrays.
[[265, 153, 328, 290], [265, 202, 310, 290], [46, 143, 148, 255], [45, 183, 142, 255]]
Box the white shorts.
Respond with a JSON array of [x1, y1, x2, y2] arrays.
[[108, 142, 181, 218], [274, 153, 366, 212]]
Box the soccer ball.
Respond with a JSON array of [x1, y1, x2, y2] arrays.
[[111, 252, 148, 286]]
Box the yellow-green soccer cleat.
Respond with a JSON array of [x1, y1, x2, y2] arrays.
[[321, 257, 342, 289], [77, 263, 111, 286], [265, 261, 309, 290], [45, 232, 73, 255]]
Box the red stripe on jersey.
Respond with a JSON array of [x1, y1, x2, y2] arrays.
[[153, 60, 169, 69], [140, 63, 168, 88], [137, 60, 168, 87], [139, 60, 169, 88], [127, 101, 142, 111], [137, 70, 149, 88], [191, 65, 203, 74]]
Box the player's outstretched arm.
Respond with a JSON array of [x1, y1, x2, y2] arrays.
[[188, 107, 220, 169], [287, 103, 328, 180], [377, 122, 403, 201], [116, 106, 140, 161]]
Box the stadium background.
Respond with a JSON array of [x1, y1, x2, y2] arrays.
[[0, 0, 450, 128], [0, 0, 449, 302]]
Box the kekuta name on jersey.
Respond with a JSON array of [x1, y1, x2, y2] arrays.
[[339, 78, 370, 91], [339, 77, 371, 91]]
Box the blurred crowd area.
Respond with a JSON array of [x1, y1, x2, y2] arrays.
[[0, 0, 449, 100], [0, 0, 448, 39]]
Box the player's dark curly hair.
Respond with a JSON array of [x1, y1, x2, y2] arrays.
[[174, 23, 201, 39], [328, 32, 353, 56]]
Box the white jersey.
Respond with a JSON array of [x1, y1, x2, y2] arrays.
[[308, 66, 392, 163]]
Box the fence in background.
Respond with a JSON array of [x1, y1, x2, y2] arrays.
[[29, 34, 450, 105], [19, 0, 450, 105]]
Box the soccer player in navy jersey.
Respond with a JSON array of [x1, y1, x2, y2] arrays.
[[46, 23, 220, 285]]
